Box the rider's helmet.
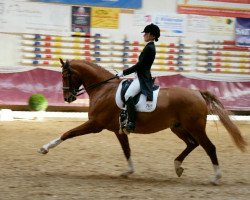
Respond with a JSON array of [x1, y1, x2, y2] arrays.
[[142, 23, 160, 42]]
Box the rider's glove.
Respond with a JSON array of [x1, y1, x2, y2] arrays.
[[116, 71, 124, 77]]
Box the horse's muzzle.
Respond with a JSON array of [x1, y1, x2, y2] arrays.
[[64, 95, 76, 103]]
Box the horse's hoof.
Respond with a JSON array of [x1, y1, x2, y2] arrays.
[[210, 178, 219, 185], [38, 147, 48, 154], [176, 167, 184, 177], [210, 173, 222, 185], [120, 170, 134, 178]]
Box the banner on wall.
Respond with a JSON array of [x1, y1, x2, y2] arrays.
[[154, 14, 186, 37], [177, 0, 250, 18], [72, 6, 91, 33], [208, 16, 235, 35], [37, 0, 142, 9], [235, 18, 250, 47], [0, 68, 250, 110], [134, 12, 186, 37], [187, 15, 235, 36], [91, 7, 120, 29], [0, 0, 71, 35]]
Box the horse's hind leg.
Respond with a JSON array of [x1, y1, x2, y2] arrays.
[[115, 132, 134, 177], [194, 132, 222, 185], [186, 119, 222, 185], [170, 125, 199, 177]]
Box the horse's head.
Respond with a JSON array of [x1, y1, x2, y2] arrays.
[[60, 58, 83, 103]]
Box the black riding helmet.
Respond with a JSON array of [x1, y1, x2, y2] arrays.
[[142, 23, 160, 42]]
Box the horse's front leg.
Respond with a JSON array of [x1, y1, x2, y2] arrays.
[[38, 120, 102, 154], [115, 133, 134, 177]]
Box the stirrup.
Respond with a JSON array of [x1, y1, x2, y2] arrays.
[[125, 121, 135, 133], [121, 122, 135, 135]]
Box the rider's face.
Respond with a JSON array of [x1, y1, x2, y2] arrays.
[[143, 32, 155, 42]]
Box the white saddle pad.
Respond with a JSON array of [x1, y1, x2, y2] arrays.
[[115, 79, 160, 112]]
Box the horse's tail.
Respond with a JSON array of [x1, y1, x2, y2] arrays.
[[200, 91, 247, 152]]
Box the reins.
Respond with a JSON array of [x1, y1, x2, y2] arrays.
[[74, 75, 119, 96], [86, 75, 119, 90]]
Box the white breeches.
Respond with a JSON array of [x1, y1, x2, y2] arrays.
[[124, 78, 140, 101]]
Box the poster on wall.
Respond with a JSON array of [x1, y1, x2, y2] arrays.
[[91, 7, 120, 29], [72, 6, 91, 33], [186, 15, 209, 33], [154, 14, 186, 37], [133, 12, 153, 27], [37, 0, 142, 9], [0, 0, 71, 35], [134, 12, 186, 37], [187, 15, 235, 36], [208, 16, 235, 36], [235, 18, 250, 47], [177, 0, 250, 18]]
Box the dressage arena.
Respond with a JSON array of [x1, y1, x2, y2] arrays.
[[0, 117, 249, 200]]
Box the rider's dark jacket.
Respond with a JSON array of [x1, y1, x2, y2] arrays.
[[123, 41, 156, 101]]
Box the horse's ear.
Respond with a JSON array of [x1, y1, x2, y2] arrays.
[[59, 58, 64, 66]]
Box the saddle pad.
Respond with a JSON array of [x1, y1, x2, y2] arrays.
[[115, 79, 160, 112]]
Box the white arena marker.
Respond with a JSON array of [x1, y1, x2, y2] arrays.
[[0, 109, 14, 121]]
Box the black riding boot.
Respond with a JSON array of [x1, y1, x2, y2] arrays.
[[125, 97, 136, 132]]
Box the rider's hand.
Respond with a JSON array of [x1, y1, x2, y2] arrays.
[[116, 71, 123, 77]]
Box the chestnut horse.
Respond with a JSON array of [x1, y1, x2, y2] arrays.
[[38, 59, 247, 185]]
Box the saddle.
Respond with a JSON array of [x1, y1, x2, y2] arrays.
[[115, 79, 160, 113], [120, 80, 140, 107]]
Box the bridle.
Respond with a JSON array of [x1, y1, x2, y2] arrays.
[[62, 65, 85, 97], [61, 59, 119, 100]]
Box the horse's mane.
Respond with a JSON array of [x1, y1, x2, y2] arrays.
[[70, 60, 114, 78]]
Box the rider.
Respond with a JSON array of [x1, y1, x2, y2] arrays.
[[116, 23, 160, 133]]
